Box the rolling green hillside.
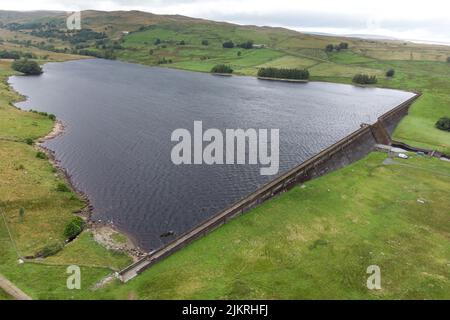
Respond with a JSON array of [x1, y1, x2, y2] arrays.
[[0, 10, 64, 24]]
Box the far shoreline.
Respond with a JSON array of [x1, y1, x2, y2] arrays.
[[34, 56, 417, 96]]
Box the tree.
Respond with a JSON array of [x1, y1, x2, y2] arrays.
[[22, 52, 36, 59], [325, 44, 334, 52], [0, 50, 21, 59], [352, 74, 378, 85], [237, 40, 254, 49], [338, 42, 349, 50], [11, 59, 43, 75], [435, 117, 450, 132], [154, 38, 161, 45], [237, 51, 242, 57], [158, 57, 172, 64], [386, 69, 395, 77], [64, 217, 85, 240], [19, 207, 25, 222], [201, 40, 209, 46], [222, 40, 235, 48], [178, 40, 186, 45], [102, 49, 116, 60], [257, 67, 310, 80], [447, 57, 450, 63], [210, 64, 234, 74]]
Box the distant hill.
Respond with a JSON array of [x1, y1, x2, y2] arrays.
[[1, 9, 449, 75], [0, 10, 232, 38], [0, 10, 65, 23]]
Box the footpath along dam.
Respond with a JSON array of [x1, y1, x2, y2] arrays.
[[118, 92, 422, 282]]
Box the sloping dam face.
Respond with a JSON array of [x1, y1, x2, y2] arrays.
[[9, 59, 416, 251]]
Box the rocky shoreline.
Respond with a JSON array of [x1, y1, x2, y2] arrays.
[[36, 118, 146, 261]]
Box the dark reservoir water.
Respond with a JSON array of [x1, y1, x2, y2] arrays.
[[9, 59, 415, 251]]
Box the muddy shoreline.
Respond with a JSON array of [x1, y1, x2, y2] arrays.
[[7, 73, 146, 260], [35, 119, 146, 260]]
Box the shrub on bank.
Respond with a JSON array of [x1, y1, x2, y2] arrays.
[[435, 117, 450, 132], [11, 59, 43, 75], [338, 42, 349, 50], [19, 207, 25, 222], [36, 151, 48, 160], [158, 57, 172, 64], [222, 40, 235, 48], [39, 241, 64, 258], [210, 64, 234, 74], [56, 183, 70, 192], [237, 40, 253, 49], [64, 217, 85, 240], [386, 69, 395, 77], [325, 44, 334, 52], [257, 67, 310, 80], [76, 49, 116, 60], [352, 74, 378, 85]]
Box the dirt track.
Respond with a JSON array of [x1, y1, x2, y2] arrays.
[[0, 273, 32, 300]]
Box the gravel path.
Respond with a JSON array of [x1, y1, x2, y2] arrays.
[[0, 273, 32, 300]]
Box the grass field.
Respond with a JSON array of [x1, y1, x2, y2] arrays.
[[0, 11, 449, 299], [0, 287, 12, 300], [0, 56, 131, 300]]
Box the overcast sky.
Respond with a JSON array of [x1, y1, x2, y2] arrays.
[[2, 0, 450, 43]]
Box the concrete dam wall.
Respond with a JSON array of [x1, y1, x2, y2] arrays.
[[118, 92, 421, 282]]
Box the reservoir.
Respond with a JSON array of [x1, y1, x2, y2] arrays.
[[9, 59, 415, 251]]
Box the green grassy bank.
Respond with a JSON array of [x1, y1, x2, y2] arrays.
[[0, 58, 132, 300], [0, 287, 13, 300]]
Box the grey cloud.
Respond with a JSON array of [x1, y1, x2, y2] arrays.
[[207, 11, 450, 32], [3, 0, 450, 42]]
